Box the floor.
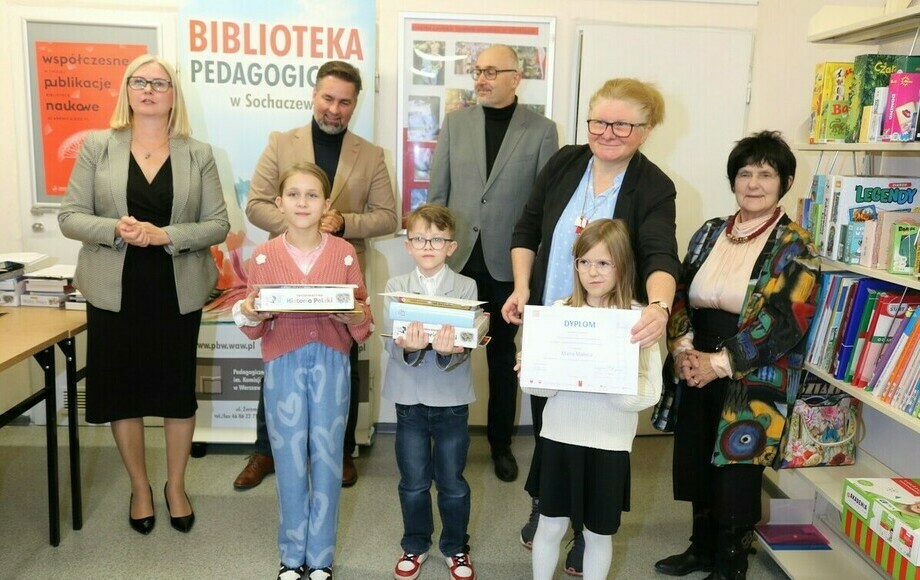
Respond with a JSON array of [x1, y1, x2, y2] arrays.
[[0, 426, 788, 579]]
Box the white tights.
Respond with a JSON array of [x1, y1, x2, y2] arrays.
[[531, 515, 613, 580]]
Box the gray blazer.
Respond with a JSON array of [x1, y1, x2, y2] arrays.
[[427, 104, 559, 282], [59, 129, 230, 314], [381, 267, 478, 407]]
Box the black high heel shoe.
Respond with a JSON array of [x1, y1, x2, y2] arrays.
[[164, 482, 195, 533], [129, 485, 155, 535]]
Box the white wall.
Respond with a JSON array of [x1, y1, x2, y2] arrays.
[[0, 0, 889, 425]]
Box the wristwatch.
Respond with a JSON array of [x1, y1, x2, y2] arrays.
[[649, 300, 671, 317]]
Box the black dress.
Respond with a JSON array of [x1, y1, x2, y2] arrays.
[[85, 156, 201, 423]]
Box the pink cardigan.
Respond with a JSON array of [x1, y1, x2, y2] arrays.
[[241, 235, 373, 362]]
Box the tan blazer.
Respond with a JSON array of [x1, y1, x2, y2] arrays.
[[245, 124, 398, 270], [58, 129, 230, 314]]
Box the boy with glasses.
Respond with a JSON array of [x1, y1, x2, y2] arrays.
[[382, 204, 479, 580]]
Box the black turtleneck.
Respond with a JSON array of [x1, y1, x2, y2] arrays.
[[311, 118, 346, 186], [483, 98, 517, 177]]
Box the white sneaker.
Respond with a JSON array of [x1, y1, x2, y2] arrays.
[[446, 552, 475, 580]]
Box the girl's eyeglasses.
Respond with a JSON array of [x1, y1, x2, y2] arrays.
[[575, 258, 614, 274]]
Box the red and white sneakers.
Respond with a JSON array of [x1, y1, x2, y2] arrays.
[[393, 552, 428, 580], [446, 552, 475, 580]]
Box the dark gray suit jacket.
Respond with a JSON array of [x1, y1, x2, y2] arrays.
[[427, 104, 558, 282], [59, 129, 230, 314]]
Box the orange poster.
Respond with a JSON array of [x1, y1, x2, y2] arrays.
[[34, 42, 147, 197]]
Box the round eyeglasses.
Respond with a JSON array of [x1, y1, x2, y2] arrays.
[[575, 258, 615, 274], [408, 236, 454, 250], [127, 76, 172, 93], [586, 119, 647, 138], [470, 68, 518, 81]]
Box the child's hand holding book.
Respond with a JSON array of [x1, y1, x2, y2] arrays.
[[241, 290, 273, 324], [431, 325, 464, 356]]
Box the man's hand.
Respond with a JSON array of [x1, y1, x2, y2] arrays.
[[320, 208, 345, 234]]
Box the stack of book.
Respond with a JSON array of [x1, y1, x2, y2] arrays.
[[21, 264, 76, 308], [382, 292, 489, 349], [0, 261, 25, 306], [65, 290, 87, 311], [805, 272, 920, 416]]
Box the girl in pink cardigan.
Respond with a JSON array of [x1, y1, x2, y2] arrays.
[[234, 162, 372, 580]]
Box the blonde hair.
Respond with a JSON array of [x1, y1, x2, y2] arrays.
[[589, 78, 665, 128], [566, 219, 635, 309], [405, 204, 456, 237], [278, 162, 332, 199], [110, 54, 191, 137]]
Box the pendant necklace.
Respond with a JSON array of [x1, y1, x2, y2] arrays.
[[134, 140, 169, 160]]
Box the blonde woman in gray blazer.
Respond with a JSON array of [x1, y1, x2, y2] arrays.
[[59, 55, 229, 536]]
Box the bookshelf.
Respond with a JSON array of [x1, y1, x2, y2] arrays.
[[761, 7, 920, 580]]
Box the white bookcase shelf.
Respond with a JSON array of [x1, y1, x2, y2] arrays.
[[809, 5, 920, 44], [796, 142, 920, 152], [821, 258, 920, 291], [804, 363, 920, 434]]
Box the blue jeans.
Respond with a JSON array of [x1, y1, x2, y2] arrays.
[[395, 403, 471, 557], [264, 342, 350, 570]]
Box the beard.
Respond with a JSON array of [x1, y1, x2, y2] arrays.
[[316, 115, 347, 135]]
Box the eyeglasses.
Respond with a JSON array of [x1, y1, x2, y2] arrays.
[[586, 119, 647, 138], [127, 76, 172, 92], [470, 68, 518, 80], [408, 236, 454, 250], [575, 258, 615, 274]]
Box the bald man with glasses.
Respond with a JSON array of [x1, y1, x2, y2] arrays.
[[427, 44, 558, 483]]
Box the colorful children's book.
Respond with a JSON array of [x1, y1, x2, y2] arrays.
[[888, 223, 919, 275], [846, 54, 920, 142], [870, 307, 920, 398], [822, 277, 860, 371], [871, 209, 920, 269], [865, 307, 914, 389], [883, 73, 920, 141], [821, 176, 920, 261], [855, 293, 920, 387], [811, 61, 854, 143], [840, 281, 901, 382]]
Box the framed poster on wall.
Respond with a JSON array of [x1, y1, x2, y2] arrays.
[[397, 13, 555, 222], [24, 21, 159, 206]]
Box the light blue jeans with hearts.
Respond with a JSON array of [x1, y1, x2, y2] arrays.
[[264, 341, 350, 570]]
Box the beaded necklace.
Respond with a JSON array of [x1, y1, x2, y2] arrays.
[[724, 207, 782, 244]]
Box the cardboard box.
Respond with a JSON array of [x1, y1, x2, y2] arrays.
[[254, 284, 355, 311], [883, 73, 920, 141], [391, 313, 490, 349], [842, 478, 920, 578]]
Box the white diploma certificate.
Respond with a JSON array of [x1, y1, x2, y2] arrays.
[[520, 305, 641, 395]]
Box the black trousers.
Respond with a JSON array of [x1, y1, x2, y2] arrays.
[[254, 341, 360, 457], [461, 266, 519, 452], [672, 308, 764, 527]]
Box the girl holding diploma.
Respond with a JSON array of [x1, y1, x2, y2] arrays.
[[233, 162, 372, 580], [517, 219, 662, 580]]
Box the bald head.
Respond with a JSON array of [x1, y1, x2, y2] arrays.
[[474, 44, 522, 108], [479, 44, 520, 70]]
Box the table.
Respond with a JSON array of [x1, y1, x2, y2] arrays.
[[0, 307, 86, 546]]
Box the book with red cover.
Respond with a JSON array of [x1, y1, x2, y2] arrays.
[[852, 290, 920, 387], [754, 524, 831, 550]]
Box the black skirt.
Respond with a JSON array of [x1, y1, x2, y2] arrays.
[[84, 157, 200, 423], [671, 308, 764, 526], [531, 437, 630, 535]]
